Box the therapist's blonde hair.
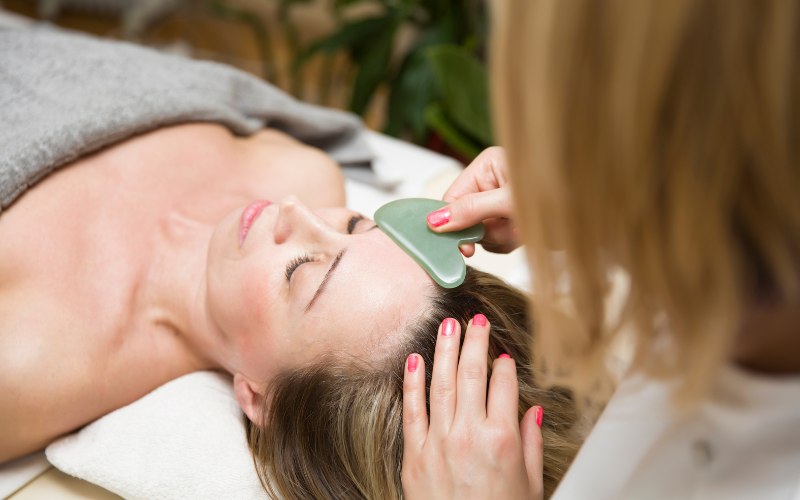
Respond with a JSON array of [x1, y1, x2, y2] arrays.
[[493, 0, 800, 403]]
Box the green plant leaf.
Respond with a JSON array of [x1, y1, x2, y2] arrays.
[[425, 101, 482, 158], [385, 48, 438, 139], [384, 20, 456, 140], [425, 44, 492, 146], [294, 15, 393, 70], [349, 19, 398, 115]]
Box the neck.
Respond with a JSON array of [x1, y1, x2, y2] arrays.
[[144, 210, 229, 372], [734, 300, 800, 375]]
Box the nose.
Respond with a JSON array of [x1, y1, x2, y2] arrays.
[[272, 195, 337, 245]]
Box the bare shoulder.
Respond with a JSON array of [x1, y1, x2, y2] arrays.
[[0, 293, 71, 463], [115, 124, 347, 209], [237, 129, 346, 209]]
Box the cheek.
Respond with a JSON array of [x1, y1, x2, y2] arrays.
[[210, 255, 279, 343], [238, 264, 279, 330], [234, 267, 286, 374]]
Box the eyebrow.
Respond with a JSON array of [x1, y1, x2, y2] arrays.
[[304, 248, 347, 313]]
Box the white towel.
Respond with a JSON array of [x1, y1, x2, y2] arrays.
[[46, 371, 269, 500]]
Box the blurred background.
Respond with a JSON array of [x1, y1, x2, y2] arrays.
[[1, 0, 492, 162]]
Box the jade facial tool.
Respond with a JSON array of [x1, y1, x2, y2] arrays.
[[374, 198, 485, 288]]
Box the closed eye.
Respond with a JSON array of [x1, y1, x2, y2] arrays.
[[285, 254, 315, 282], [286, 215, 363, 284], [347, 215, 364, 235]]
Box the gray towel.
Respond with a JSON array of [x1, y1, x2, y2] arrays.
[[0, 25, 373, 211]]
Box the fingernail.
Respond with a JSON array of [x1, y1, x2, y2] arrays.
[[472, 313, 487, 327], [427, 208, 451, 228], [408, 354, 418, 373], [535, 407, 544, 427], [442, 318, 457, 336], [459, 245, 466, 256], [499, 353, 511, 359]]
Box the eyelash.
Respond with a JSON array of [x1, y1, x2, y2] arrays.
[[285, 254, 315, 282], [285, 214, 362, 283], [347, 215, 364, 235]]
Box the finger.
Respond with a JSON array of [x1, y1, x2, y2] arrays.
[[403, 354, 428, 458], [428, 318, 462, 434], [460, 220, 520, 256], [479, 219, 520, 254], [486, 354, 519, 425], [454, 314, 491, 424], [459, 243, 475, 258], [521, 406, 545, 499], [428, 185, 514, 233], [442, 147, 509, 202], [481, 219, 517, 246], [480, 241, 522, 255]]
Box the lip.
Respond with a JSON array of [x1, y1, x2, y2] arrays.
[[239, 200, 272, 246]]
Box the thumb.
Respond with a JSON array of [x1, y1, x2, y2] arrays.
[[427, 185, 513, 232], [521, 406, 544, 499]]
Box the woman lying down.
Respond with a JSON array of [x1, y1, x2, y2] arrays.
[[0, 122, 582, 499]]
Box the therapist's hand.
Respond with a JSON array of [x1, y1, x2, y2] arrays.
[[402, 315, 544, 500], [427, 147, 519, 257]]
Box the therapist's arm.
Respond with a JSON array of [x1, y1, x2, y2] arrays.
[[402, 316, 544, 500], [426, 147, 519, 257]]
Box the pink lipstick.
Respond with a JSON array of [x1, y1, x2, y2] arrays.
[[239, 200, 271, 246]]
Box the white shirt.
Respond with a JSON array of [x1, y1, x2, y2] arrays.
[[551, 366, 800, 500]]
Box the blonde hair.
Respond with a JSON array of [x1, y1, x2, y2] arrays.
[[493, 0, 800, 402], [246, 267, 587, 499]]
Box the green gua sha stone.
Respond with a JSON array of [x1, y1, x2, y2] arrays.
[[375, 198, 485, 288]]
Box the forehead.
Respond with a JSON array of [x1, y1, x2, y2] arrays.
[[303, 230, 432, 356]]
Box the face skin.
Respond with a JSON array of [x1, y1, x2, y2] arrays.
[[204, 196, 432, 420]]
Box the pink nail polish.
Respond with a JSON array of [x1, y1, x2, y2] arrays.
[[499, 353, 511, 359], [442, 318, 457, 336], [408, 354, 418, 373], [473, 313, 487, 327], [427, 208, 451, 228], [535, 407, 544, 427]]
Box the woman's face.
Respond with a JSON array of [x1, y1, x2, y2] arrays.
[[205, 196, 431, 383]]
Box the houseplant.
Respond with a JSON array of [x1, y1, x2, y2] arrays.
[[294, 0, 493, 159]]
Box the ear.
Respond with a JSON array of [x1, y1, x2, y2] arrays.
[[233, 373, 262, 423]]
